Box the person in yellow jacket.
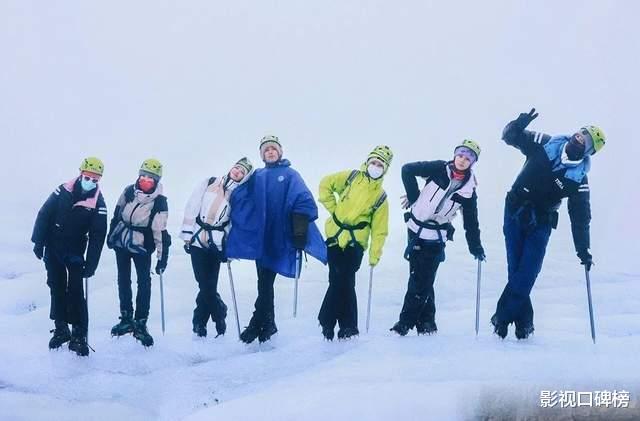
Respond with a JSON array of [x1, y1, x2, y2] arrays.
[[317, 145, 392, 340]]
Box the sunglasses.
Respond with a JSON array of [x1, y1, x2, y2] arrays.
[[82, 175, 100, 183], [572, 129, 593, 146]]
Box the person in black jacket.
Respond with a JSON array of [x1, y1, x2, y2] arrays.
[[491, 109, 606, 340], [31, 157, 108, 356], [391, 141, 485, 336]]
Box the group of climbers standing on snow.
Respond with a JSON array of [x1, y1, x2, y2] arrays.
[[31, 109, 606, 356]]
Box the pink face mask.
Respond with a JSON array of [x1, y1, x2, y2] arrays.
[[138, 177, 156, 193]]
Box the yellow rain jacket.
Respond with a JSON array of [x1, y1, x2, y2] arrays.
[[318, 167, 389, 266]]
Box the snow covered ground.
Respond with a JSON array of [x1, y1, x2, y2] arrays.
[[2, 212, 639, 420], [2, 1, 640, 420]]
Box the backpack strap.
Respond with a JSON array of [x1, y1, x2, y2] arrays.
[[123, 185, 136, 204], [344, 170, 387, 214], [147, 195, 167, 229], [371, 191, 387, 214], [344, 170, 359, 188]]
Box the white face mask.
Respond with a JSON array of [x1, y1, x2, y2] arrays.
[[367, 163, 384, 179]]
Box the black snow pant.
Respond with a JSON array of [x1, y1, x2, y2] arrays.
[[248, 264, 278, 328], [398, 232, 445, 329], [115, 249, 152, 320], [318, 245, 364, 330], [45, 248, 88, 335], [190, 246, 227, 327]]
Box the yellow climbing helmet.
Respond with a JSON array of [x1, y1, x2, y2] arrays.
[[79, 157, 104, 176], [454, 139, 481, 161], [140, 158, 163, 177], [367, 145, 394, 170], [582, 125, 606, 154]]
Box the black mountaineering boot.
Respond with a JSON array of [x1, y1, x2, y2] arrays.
[[111, 311, 135, 337], [515, 321, 535, 340], [390, 321, 410, 337], [337, 327, 359, 340], [193, 323, 207, 338], [259, 316, 278, 343], [491, 314, 509, 339], [240, 317, 261, 344], [321, 325, 335, 341], [49, 322, 71, 350], [133, 318, 154, 347], [68, 326, 89, 357], [416, 320, 438, 335], [215, 318, 226, 337]]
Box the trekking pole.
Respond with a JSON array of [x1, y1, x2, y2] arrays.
[[475, 260, 482, 336], [293, 251, 301, 318], [84, 277, 89, 344], [159, 270, 166, 335], [584, 266, 596, 344], [226, 262, 241, 338], [366, 266, 374, 333]]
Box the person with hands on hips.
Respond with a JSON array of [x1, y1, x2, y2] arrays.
[[317, 145, 392, 340], [106, 158, 171, 348], [491, 109, 605, 340], [391, 140, 485, 337], [31, 157, 108, 357]]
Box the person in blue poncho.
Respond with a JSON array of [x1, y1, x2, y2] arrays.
[[226, 135, 327, 344], [491, 109, 606, 340]]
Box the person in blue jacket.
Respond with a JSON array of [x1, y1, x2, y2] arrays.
[[226, 135, 327, 344], [492, 109, 606, 340]]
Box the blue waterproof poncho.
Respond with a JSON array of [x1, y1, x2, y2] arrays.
[[226, 159, 327, 277]]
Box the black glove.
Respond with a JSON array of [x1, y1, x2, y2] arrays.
[[156, 259, 167, 275], [33, 244, 44, 260], [83, 266, 96, 278], [514, 108, 539, 130], [470, 245, 486, 261], [577, 249, 593, 271], [292, 235, 306, 250], [292, 213, 308, 250], [183, 243, 191, 254]]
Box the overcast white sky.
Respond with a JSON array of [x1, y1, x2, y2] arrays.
[[1, 1, 638, 272]]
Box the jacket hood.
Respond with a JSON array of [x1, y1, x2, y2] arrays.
[[65, 177, 101, 209], [265, 159, 291, 168]]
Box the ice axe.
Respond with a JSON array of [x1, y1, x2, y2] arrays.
[[584, 266, 597, 344], [84, 277, 95, 352], [293, 251, 302, 318], [475, 260, 482, 336], [159, 270, 166, 335], [226, 262, 242, 338], [366, 266, 374, 333]]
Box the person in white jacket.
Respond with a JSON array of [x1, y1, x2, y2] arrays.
[[180, 157, 254, 337]]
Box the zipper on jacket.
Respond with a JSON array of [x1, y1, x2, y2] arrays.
[[443, 201, 457, 216], [429, 186, 441, 202], [129, 202, 142, 225]]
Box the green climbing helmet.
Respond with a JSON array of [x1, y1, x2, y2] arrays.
[[367, 145, 394, 170], [79, 157, 104, 176], [582, 125, 606, 154], [140, 158, 163, 177], [455, 139, 481, 161]]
